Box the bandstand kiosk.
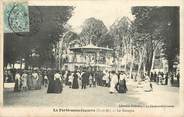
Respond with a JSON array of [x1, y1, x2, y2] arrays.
[[63, 42, 114, 71]]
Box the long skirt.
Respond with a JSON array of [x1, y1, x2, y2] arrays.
[[39, 75, 44, 85], [117, 80, 128, 93], [27, 76, 33, 90], [54, 79, 62, 93], [32, 78, 38, 90], [109, 82, 117, 93], [36, 78, 41, 90], [144, 81, 152, 92], [44, 79, 48, 87], [116, 83, 127, 93], [14, 79, 21, 92], [22, 79, 27, 88], [65, 77, 69, 85], [47, 79, 55, 93], [47, 79, 62, 93], [89, 79, 93, 86], [72, 78, 79, 89]]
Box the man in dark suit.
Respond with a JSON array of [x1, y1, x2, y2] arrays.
[[81, 68, 89, 89]]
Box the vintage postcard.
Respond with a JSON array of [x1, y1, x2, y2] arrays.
[[0, 0, 183, 117]]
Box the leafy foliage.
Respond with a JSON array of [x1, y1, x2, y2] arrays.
[[4, 6, 74, 68], [132, 7, 179, 72], [80, 17, 108, 45]]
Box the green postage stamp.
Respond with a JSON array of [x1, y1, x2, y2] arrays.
[[3, 2, 29, 33]]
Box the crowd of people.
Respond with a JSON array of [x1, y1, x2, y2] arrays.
[[13, 70, 46, 92], [46, 67, 128, 94], [4, 67, 129, 94], [3, 67, 180, 94], [150, 71, 180, 86]]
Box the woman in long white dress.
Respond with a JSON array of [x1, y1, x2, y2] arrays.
[[37, 72, 42, 90], [68, 73, 73, 88], [109, 71, 118, 94], [32, 71, 39, 90], [14, 72, 21, 92], [21, 71, 28, 91], [44, 73, 49, 87], [144, 74, 152, 92]]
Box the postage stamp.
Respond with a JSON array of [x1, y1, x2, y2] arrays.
[[3, 2, 29, 33]]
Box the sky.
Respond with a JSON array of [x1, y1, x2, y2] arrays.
[[67, 2, 134, 33]]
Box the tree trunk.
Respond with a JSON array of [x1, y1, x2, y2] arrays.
[[124, 55, 127, 72], [145, 40, 154, 76], [137, 48, 145, 81], [150, 40, 161, 75], [137, 58, 142, 81], [129, 47, 134, 79], [20, 57, 23, 69], [143, 62, 146, 75], [148, 50, 153, 76], [124, 47, 127, 72], [150, 49, 156, 71]]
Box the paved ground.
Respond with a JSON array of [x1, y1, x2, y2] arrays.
[[3, 79, 179, 107]]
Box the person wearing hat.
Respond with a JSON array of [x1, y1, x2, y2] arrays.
[[32, 70, 39, 90], [81, 68, 89, 89], [27, 70, 33, 90], [37, 71, 42, 90], [14, 71, 21, 92], [53, 70, 63, 93], [144, 73, 152, 92], [47, 70, 55, 93], [103, 70, 109, 87], [43, 71, 49, 87], [116, 71, 128, 93], [72, 69, 80, 89], [21, 70, 28, 91], [109, 71, 118, 94]]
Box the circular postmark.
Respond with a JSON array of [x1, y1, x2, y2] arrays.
[[8, 3, 29, 33], [8, 5, 43, 37]]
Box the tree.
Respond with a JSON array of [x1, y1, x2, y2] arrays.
[[58, 31, 81, 68], [98, 32, 114, 48], [132, 33, 150, 80], [62, 31, 80, 48], [131, 7, 179, 74], [108, 17, 132, 71], [161, 8, 179, 72], [80, 17, 108, 45], [4, 6, 74, 69]]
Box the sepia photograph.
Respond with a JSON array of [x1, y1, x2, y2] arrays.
[[1, 1, 183, 116]]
